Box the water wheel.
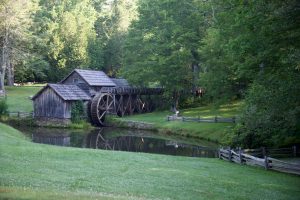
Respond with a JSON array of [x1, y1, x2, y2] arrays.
[[90, 93, 114, 126], [95, 130, 113, 150]]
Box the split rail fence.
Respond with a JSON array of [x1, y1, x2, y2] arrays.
[[8, 112, 33, 118], [219, 146, 300, 175], [167, 115, 236, 123]]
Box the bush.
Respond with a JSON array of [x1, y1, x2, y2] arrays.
[[0, 99, 8, 116], [71, 101, 85, 123], [233, 72, 300, 148]]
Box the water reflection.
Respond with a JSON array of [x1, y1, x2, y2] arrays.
[[32, 134, 70, 146], [84, 129, 217, 157], [18, 126, 218, 158]]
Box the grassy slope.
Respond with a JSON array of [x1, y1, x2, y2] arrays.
[[115, 102, 243, 144], [5, 86, 42, 112], [1, 123, 300, 200]]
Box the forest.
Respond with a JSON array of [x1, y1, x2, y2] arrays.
[[0, 0, 299, 148]]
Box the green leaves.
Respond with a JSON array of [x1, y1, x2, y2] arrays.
[[122, 0, 206, 105]]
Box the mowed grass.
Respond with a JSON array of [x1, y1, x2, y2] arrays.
[[5, 86, 42, 112], [0, 123, 300, 200], [116, 102, 243, 143]]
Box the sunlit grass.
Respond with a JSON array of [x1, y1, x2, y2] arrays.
[[5, 86, 42, 112], [118, 101, 243, 143]]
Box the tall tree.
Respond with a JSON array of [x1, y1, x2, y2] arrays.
[[200, 0, 300, 147], [122, 0, 208, 108], [90, 0, 137, 76], [0, 0, 37, 91], [36, 0, 97, 81]]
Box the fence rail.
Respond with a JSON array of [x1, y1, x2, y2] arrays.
[[243, 146, 298, 158], [8, 112, 33, 118], [219, 147, 300, 175], [167, 115, 236, 123]]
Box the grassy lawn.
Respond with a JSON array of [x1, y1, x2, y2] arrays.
[[1, 123, 300, 200], [114, 102, 243, 144], [5, 86, 42, 112]]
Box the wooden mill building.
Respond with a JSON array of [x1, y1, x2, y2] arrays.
[[32, 83, 91, 125], [32, 69, 162, 126], [32, 69, 120, 125]]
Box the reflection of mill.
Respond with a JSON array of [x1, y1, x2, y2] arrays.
[[32, 134, 70, 146], [85, 129, 218, 157], [86, 129, 146, 151]]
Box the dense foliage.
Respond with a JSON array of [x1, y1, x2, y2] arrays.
[[71, 101, 85, 123], [199, 0, 300, 147], [0, 98, 8, 116], [1, 0, 299, 147]]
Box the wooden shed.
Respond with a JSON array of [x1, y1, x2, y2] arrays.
[[60, 69, 116, 96], [32, 84, 91, 125]]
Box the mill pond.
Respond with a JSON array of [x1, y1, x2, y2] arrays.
[[13, 126, 219, 158]]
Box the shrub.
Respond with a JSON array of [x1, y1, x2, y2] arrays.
[[233, 72, 300, 148], [0, 98, 8, 116], [71, 101, 85, 123]]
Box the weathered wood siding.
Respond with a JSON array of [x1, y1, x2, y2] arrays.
[[33, 88, 71, 118], [62, 72, 87, 86], [62, 72, 101, 95]]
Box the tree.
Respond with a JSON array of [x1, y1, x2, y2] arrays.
[[200, 0, 300, 147], [122, 0, 208, 108], [0, 0, 37, 91], [36, 0, 97, 81], [90, 0, 137, 76]]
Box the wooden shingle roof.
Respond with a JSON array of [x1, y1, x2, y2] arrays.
[[111, 78, 130, 87], [65, 69, 116, 86], [32, 84, 91, 101]]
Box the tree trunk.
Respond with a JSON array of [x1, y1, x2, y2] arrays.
[[192, 63, 199, 92], [171, 90, 179, 112], [7, 59, 14, 86], [0, 26, 8, 93]]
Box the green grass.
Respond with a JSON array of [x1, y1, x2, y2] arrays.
[[5, 86, 42, 112], [0, 123, 300, 200], [114, 102, 243, 144]]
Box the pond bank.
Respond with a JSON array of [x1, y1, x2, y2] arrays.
[[1, 112, 232, 146], [107, 116, 232, 145]]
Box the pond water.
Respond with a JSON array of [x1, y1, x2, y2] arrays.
[[15, 126, 219, 158]]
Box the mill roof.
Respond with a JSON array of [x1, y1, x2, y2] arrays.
[[61, 69, 116, 87], [111, 78, 130, 87], [32, 84, 91, 101]]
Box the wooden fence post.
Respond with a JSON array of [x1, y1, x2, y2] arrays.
[[228, 147, 232, 162], [198, 115, 200, 123], [262, 147, 266, 157], [264, 156, 269, 170], [293, 146, 297, 157], [239, 147, 243, 164], [17, 112, 20, 118], [215, 116, 218, 123], [232, 117, 236, 123]]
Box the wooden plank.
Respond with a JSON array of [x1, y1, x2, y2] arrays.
[[219, 149, 230, 154], [242, 153, 265, 162]]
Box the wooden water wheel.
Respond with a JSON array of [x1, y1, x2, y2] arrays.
[[90, 93, 114, 126]]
